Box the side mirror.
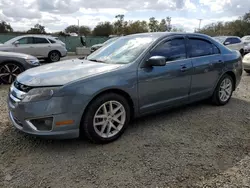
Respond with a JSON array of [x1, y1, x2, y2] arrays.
[[147, 56, 166, 67], [13, 41, 20, 46], [224, 41, 230, 45]]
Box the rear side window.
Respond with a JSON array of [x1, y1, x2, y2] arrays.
[[231, 37, 241, 44], [151, 38, 186, 61], [189, 38, 215, 57], [34, 37, 49, 44], [48, 39, 56, 43]]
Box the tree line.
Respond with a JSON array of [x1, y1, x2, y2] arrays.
[[199, 11, 250, 37], [0, 15, 184, 37]]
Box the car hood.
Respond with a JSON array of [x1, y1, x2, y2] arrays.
[[17, 59, 123, 86], [0, 51, 36, 59]]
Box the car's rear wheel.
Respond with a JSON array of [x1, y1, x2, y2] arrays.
[[245, 70, 250, 74], [48, 51, 60, 62], [212, 74, 234, 105], [0, 62, 23, 84], [81, 93, 130, 144]]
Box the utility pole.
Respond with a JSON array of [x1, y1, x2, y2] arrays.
[[198, 19, 202, 31], [77, 19, 80, 36]]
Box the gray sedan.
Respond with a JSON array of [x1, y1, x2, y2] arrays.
[[8, 32, 242, 144], [0, 51, 40, 84]]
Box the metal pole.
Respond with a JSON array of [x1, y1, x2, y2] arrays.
[[198, 19, 202, 31], [78, 19, 80, 36]]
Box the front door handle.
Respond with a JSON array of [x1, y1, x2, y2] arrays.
[[180, 65, 187, 72]]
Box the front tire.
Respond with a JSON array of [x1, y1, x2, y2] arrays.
[[0, 62, 23, 84], [81, 93, 130, 144], [212, 74, 234, 106], [48, 51, 61, 62]]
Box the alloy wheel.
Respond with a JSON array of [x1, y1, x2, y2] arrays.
[[50, 52, 60, 62], [219, 78, 233, 102], [93, 101, 126, 138], [0, 64, 22, 84]]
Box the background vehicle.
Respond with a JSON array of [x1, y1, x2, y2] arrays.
[[0, 35, 67, 62], [0, 51, 40, 84], [213, 36, 244, 55], [90, 37, 118, 53], [243, 53, 250, 73], [242, 35, 250, 44], [8, 33, 242, 144]]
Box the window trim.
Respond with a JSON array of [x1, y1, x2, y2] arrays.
[[187, 37, 221, 58]]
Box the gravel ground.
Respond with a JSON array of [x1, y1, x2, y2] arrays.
[[1, 74, 250, 188]]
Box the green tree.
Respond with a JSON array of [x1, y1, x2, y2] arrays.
[[172, 27, 184, 32], [123, 20, 149, 35], [166, 17, 172, 32], [159, 19, 166, 32], [0, 21, 13, 33], [149, 17, 159, 32], [64, 25, 79, 34], [27, 24, 46, 34], [79, 26, 91, 36], [114, 14, 125, 35], [92, 22, 113, 36]]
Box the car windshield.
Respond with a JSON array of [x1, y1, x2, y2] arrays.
[[103, 37, 118, 45], [87, 35, 157, 64], [213, 36, 227, 43]]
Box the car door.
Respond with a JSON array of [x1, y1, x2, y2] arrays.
[[138, 36, 192, 114], [187, 37, 224, 102], [13, 37, 35, 54], [32, 37, 51, 58]]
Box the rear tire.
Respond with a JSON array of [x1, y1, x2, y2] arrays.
[[245, 70, 250, 74], [212, 74, 234, 106], [81, 93, 130, 144], [48, 51, 61, 62], [0, 62, 24, 84]]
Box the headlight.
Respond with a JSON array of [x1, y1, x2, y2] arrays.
[[22, 87, 58, 102], [25, 59, 40, 66]]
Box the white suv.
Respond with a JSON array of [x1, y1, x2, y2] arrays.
[[0, 35, 67, 62], [213, 36, 244, 55]]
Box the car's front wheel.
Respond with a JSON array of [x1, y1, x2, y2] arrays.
[[212, 74, 234, 105], [81, 93, 130, 144], [48, 51, 61, 62], [0, 62, 23, 84]]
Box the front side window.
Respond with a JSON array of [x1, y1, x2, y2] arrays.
[[189, 38, 214, 57], [87, 36, 157, 64], [34, 37, 49, 44], [150, 38, 186, 61], [17, 37, 33, 44]]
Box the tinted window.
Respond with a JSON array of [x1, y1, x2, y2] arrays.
[[34, 37, 49, 44], [151, 38, 186, 61], [189, 38, 214, 57], [225, 38, 232, 44], [18, 37, 33, 44], [48, 39, 56, 43]]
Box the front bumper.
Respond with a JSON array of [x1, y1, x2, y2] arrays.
[[7, 94, 80, 139]]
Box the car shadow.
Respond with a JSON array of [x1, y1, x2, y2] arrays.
[[1, 97, 250, 187]]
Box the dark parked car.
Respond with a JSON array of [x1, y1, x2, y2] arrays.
[[8, 33, 242, 144], [90, 37, 119, 53], [0, 51, 40, 84]]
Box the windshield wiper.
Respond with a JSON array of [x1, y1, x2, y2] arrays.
[[88, 59, 106, 63]]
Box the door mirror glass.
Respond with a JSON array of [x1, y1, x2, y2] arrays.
[[13, 41, 20, 46], [147, 56, 166, 66], [224, 41, 230, 45]]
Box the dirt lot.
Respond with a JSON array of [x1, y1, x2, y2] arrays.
[[1, 74, 250, 188]]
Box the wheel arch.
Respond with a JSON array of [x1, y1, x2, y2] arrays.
[[215, 71, 236, 91], [81, 88, 135, 122], [48, 50, 62, 57], [0, 60, 25, 70]]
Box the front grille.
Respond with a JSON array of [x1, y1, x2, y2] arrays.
[[13, 116, 23, 127], [14, 81, 33, 93]]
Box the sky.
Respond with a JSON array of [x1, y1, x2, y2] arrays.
[[0, 0, 248, 33]]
